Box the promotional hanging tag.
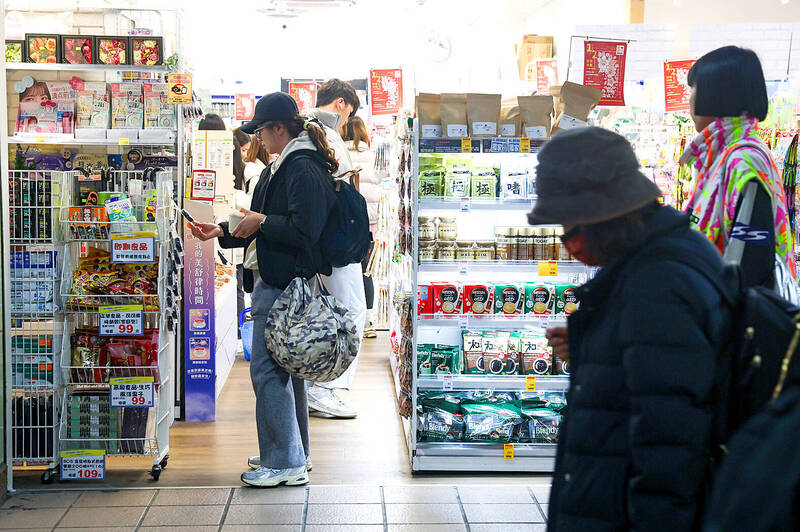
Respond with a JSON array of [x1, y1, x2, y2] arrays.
[[110, 376, 155, 408]]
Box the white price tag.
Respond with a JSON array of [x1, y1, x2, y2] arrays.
[[460, 197, 471, 212], [442, 374, 454, 390], [110, 232, 156, 263], [458, 316, 468, 329], [458, 261, 469, 275], [60, 450, 105, 480], [99, 305, 144, 337], [110, 376, 155, 408]]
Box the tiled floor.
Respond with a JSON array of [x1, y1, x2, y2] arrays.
[[0, 484, 551, 531]]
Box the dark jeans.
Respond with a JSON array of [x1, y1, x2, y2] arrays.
[[236, 264, 245, 337], [362, 241, 374, 310]]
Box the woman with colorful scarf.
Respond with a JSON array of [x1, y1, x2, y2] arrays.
[[682, 46, 797, 291]]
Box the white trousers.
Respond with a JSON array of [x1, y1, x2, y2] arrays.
[[316, 262, 366, 390]]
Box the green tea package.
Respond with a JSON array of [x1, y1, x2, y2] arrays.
[[440, 93, 468, 138], [471, 169, 497, 198], [444, 167, 471, 197], [419, 167, 444, 197], [416, 93, 442, 138], [467, 93, 501, 138], [461, 401, 523, 443]]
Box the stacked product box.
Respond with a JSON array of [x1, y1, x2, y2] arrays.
[[67, 393, 120, 452], [418, 281, 578, 317]]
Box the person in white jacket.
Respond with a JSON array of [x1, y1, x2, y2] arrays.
[[304, 79, 367, 420], [342, 116, 380, 338]]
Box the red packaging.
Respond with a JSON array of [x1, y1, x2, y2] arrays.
[[418, 284, 433, 315], [463, 283, 493, 315], [433, 282, 463, 315]]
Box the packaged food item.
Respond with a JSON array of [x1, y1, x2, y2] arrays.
[[97, 37, 129, 65], [110, 83, 144, 129], [440, 93, 468, 138], [499, 96, 522, 137], [556, 284, 579, 315], [430, 344, 460, 374], [433, 282, 462, 315], [437, 217, 458, 241], [418, 393, 466, 442], [463, 330, 485, 374], [518, 95, 554, 139], [519, 331, 552, 375], [500, 160, 527, 199], [418, 284, 433, 315], [484, 331, 509, 375], [417, 344, 433, 375], [444, 167, 471, 197], [470, 169, 497, 198], [463, 284, 493, 315], [62, 36, 93, 65], [526, 283, 556, 316], [461, 400, 522, 443], [25, 35, 59, 64], [131, 37, 162, 66], [519, 406, 562, 443], [419, 167, 444, 197], [494, 284, 524, 315], [553, 81, 602, 132], [554, 356, 571, 375], [466, 93, 501, 138], [6, 41, 24, 63], [104, 196, 137, 233], [549, 85, 562, 116], [506, 331, 521, 375], [416, 93, 442, 138]]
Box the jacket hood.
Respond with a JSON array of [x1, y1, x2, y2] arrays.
[[270, 132, 317, 176], [305, 108, 341, 131]]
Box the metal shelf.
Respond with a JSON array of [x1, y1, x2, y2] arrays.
[[417, 374, 569, 391], [4, 63, 169, 73], [419, 260, 585, 273], [419, 197, 535, 211], [413, 442, 556, 472], [418, 137, 545, 154], [9, 136, 176, 147]]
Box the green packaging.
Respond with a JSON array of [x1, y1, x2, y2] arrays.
[[419, 167, 444, 197], [431, 344, 461, 374], [417, 344, 433, 375], [555, 284, 579, 316], [494, 284, 524, 315], [525, 283, 556, 316], [484, 331, 509, 375], [461, 401, 522, 443], [470, 170, 497, 198], [444, 168, 471, 197]]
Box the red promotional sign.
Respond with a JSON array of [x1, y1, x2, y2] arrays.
[[536, 59, 559, 94], [288, 82, 317, 116], [234, 94, 255, 120], [664, 59, 696, 112], [583, 40, 627, 106], [370, 68, 403, 115]]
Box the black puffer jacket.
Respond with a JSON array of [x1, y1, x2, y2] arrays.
[[548, 206, 732, 532]]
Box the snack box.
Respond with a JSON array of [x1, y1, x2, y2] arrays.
[[418, 284, 433, 315], [525, 283, 556, 316], [520, 331, 552, 375], [555, 284, 579, 316], [433, 282, 463, 315], [463, 330, 485, 374], [464, 283, 493, 315], [494, 284, 524, 315]]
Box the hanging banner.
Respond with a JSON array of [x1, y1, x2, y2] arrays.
[[583, 40, 627, 106], [235, 94, 255, 120], [167, 73, 192, 105], [536, 59, 559, 94], [664, 59, 696, 112], [288, 82, 317, 116], [369, 68, 403, 115]]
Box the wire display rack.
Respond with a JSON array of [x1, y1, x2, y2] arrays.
[[54, 169, 176, 481], [7, 169, 68, 483]]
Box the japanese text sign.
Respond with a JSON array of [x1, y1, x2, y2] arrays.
[[584, 40, 627, 106], [110, 376, 155, 407], [370, 68, 403, 115], [288, 82, 317, 116], [110, 232, 156, 263], [664, 59, 696, 112], [536, 59, 559, 94], [60, 450, 105, 480], [99, 304, 144, 336], [235, 94, 255, 120]]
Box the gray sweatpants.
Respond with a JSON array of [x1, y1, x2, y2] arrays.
[[250, 279, 310, 469]]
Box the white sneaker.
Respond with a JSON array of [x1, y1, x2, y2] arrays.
[[307, 387, 357, 419], [249, 456, 312, 472], [241, 466, 308, 487], [363, 320, 377, 339]]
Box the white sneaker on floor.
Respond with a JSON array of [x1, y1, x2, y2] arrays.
[[307, 387, 357, 419], [241, 466, 308, 487], [363, 320, 377, 338], [249, 456, 312, 472]]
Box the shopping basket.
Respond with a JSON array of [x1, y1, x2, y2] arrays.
[[240, 307, 253, 361]]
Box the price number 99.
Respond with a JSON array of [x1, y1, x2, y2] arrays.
[[118, 323, 135, 334], [130, 395, 148, 406]]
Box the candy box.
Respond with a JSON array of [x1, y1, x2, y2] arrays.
[[418, 284, 433, 315], [494, 284, 524, 315], [25, 34, 59, 64], [131, 36, 163, 66], [60, 35, 94, 65], [525, 283, 556, 316], [433, 282, 463, 315], [463, 283, 493, 315], [462, 330, 485, 374], [556, 284, 579, 315], [96, 36, 130, 65], [520, 331, 552, 375]]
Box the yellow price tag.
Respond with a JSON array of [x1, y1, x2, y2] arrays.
[[461, 137, 472, 153], [525, 375, 537, 391], [109, 376, 154, 385], [118, 137, 130, 145], [520, 138, 531, 153], [61, 449, 105, 458], [503, 443, 515, 460], [99, 304, 144, 314], [641, 158, 650, 167], [35, 135, 48, 143], [538, 261, 559, 276]]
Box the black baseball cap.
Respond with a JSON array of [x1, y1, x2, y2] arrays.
[[239, 92, 299, 134]]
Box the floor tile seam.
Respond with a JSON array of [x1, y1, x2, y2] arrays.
[[380, 486, 388, 532], [134, 488, 159, 530], [48, 491, 78, 531], [216, 488, 235, 532], [454, 487, 471, 532], [528, 486, 547, 522], [300, 485, 310, 532]]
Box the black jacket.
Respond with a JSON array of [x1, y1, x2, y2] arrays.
[[218, 149, 336, 291], [548, 206, 732, 532]]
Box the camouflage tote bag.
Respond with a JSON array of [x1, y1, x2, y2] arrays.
[[264, 276, 359, 382]]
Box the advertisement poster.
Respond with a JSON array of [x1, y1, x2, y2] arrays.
[[183, 200, 216, 422], [235, 93, 255, 120], [664, 59, 696, 112], [536, 59, 559, 94], [288, 82, 317, 116], [583, 40, 627, 106], [369, 68, 403, 115], [167, 73, 192, 105]]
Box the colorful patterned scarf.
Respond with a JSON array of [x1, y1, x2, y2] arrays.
[[680, 116, 796, 278]]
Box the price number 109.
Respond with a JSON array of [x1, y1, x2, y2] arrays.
[[77, 469, 100, 478]]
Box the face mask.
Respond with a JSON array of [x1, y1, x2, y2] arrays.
[[563, 231, 602, 266]]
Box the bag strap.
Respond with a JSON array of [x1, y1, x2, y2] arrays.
[[723, 180, 759, 265]]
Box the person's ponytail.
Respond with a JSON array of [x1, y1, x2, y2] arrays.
[[301, 119, 339, 175]]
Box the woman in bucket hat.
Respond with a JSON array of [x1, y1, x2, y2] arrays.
[[533, 127, 732, 531]]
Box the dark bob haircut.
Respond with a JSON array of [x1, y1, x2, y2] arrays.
[[316, 78, 360, 116], [688, 46, 768, 121], [198, 113, 226, 131]]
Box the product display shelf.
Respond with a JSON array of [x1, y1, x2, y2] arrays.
[[6, 169, 67, 483], [5, 63, 170, 73], [409, 122, 578, 473], [54, 171, 176, 481], [8, 136, 176, 147], [389, 350, 414, 454]]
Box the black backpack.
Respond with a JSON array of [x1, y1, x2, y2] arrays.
[[319, 172, 371, 268]]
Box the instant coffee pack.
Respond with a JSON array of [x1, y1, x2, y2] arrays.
[[440, 93, 468, 138], [466, 93, 501, 138], [552, 81, 602, 132], [518, 95, 554, 139], [416, 93, 442, 138], [499, 96, 521, 137]]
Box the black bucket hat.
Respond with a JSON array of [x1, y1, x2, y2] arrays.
[[528, 127, 662, 226], [239, 92, 299, 134]]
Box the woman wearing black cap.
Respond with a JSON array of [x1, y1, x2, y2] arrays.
[[189, 92, 336, 487], [531, 127, 731, 531]]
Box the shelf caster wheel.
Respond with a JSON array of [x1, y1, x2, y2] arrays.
[[159, 455, 169, 469], [150, 465, 162, 481], [41, 469, 56, 484]]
